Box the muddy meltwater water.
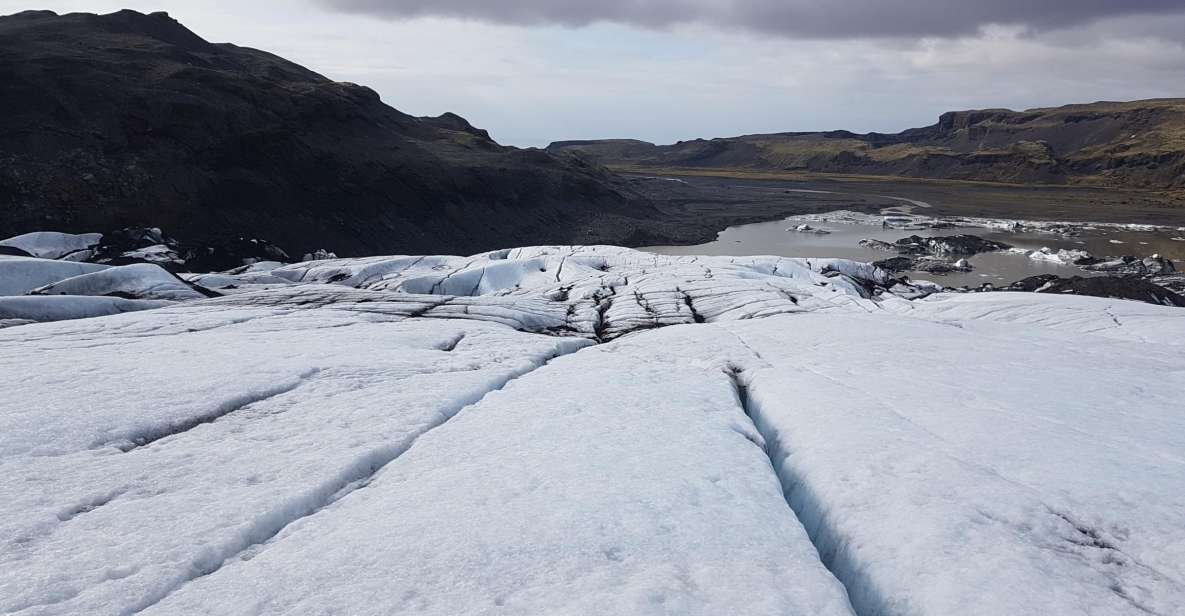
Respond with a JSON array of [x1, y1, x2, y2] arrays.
[[644, 212, 1185, 288]]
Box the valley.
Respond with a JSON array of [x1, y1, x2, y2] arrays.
[[3, 7, 1185, 615]]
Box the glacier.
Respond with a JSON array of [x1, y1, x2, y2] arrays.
[[1, 245, 1183, 615]]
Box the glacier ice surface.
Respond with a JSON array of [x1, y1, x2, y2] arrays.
[[1, 245, 1182, 615]]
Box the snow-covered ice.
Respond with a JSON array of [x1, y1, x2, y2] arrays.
[[0, 311, 589, 615], [0, 256, 109, 296], [1, 245, 1182, 615], [0, 231, 102, 260], [139, 324, 855, 616], [0, 295, 171, 327], [30, 263, 212, 301], [724, 309, 1185, 614]]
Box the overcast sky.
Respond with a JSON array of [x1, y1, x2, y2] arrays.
[[6, 1, 1185, 146]]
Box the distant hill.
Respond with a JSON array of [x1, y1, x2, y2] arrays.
[[549, 100, 1185, 190], [0, 10, 659, 256]]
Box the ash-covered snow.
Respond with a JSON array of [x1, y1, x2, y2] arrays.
[[2, 244, 1183, 615]]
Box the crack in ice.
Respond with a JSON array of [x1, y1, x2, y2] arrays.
[[108, 368, 322, 453], [122, 344, 585, 615]]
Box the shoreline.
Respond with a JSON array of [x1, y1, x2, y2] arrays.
[[617, 169, 1185, 250]]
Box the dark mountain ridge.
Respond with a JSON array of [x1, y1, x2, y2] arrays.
[[549, 99, 1185, 190], [0, 10, 660, 256]]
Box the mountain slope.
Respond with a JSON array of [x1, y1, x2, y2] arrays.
[[549, 100, 1185, 190], [0, 10, 658, 256]]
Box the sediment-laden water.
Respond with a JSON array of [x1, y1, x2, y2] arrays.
[[645, 211, 1185, 287]]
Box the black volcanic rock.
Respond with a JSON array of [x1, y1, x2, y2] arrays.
[[892, 234, 1011, 257], [871, 256, 914, 273], [1082, 255, 1177, 276], [0, 245, 33, 257], [0, 10, 658, 257], [1004, 274, 1185, 307]]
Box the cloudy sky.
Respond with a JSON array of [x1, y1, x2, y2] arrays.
[[7, 1, 1185, 146]]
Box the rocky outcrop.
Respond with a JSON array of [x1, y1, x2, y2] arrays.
[[0, 10, 657, 258]]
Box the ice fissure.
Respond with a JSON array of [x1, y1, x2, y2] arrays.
[[6, 246, 1185, 614], [123, 343, 584, 615], [724, 361, 868, 616], [110, 368, 322, 452]]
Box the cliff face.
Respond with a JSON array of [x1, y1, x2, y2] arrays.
[[549, 100, 1185, 190], [0, 10, 657, 256]]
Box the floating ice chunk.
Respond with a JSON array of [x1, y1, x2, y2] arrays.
[[1028, 247, 1092, 265]]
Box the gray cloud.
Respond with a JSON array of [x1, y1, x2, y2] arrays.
[[318, 0, 1185, 38]]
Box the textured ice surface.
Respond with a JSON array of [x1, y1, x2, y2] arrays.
[[30, 263, 210, 301], [2, 246, 1182, 615], [0, 312, 589, 615], [0, 257, 109, 296], [0, 231, 102, 260], [0, 295, 171, 326], [143, 325, 856, 616]]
